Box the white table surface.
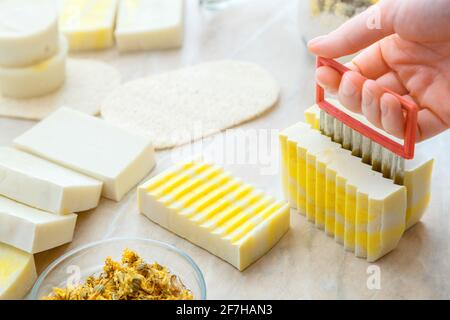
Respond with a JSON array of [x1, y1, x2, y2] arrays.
[[0, 0, 448, 299]]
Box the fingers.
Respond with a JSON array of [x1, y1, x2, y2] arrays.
[[315, 66, 341, 94], [375, 72, 409, 96], [307, 1, 396, 58], [417, 108, 449, 142], [361, 80, 384, 128], [351, 42, 391, 79], [338, 71, 366, 113], [380, 93, 405, 139]]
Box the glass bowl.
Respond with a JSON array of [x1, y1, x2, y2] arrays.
[[29, 237, 206, 300]]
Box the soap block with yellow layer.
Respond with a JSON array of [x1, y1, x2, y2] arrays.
[[304, 101, 434, 229], [138, 160, 290, 271], [59, 0, 118, 51], [0, 243, 37, 300], [280, 122, 407, 261]]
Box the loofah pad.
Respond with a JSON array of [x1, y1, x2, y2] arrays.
[[101, 60, 280, 149], [0, 59, 121, 120]]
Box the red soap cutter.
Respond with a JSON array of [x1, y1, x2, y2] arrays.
[[315, 56, 418, 159]]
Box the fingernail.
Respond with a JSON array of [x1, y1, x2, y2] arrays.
[[308, 35, 327, 47], [363, 87, 373, 106], [341, 78, 357, 97]]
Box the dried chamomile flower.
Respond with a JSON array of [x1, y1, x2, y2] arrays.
[[42, 249, 194, 300]]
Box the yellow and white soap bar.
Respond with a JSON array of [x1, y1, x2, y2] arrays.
[[304, 101, 434, 229], [0, 243, 37, 300], [59, 0, 118, 51], [0, 196, 77, 254], [0, 147, 102, 215], [0, 37, 67, 99], [14, 107, 155, 201], [138, 160, 290, 271], [280, 122, 407, 261], [0, 0, 59, 67], [115, 0, 184, 52]]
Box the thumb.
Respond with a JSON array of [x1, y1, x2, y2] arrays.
[[307, 0, 396, 58]]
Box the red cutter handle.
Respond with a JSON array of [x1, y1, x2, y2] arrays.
[[315, 56, 418, 159]]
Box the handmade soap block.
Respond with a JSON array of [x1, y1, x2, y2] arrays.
[[0, 196, 77, 254], [0, 37, 67, 99], [115, 0, 184, 52], [138, 160, 290, 271], [304, 101, 434, 229], [0, 147, 102, 214], [280, 122, 407, 261], [59, 0, 118, 51], [0, 0, 59, 67], [14, 107, 155, 201], [0, 243, 37, 300]]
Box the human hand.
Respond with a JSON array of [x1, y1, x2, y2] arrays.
[[308, 0, 450, 141]]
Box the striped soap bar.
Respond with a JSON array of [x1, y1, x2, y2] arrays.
[[280, 122, 407, 261], [138, 160, 290, 271]]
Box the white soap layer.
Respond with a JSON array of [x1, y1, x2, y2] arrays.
[[115, 0, 184, 52], [14, 107, 156, 201], [0, 37, 67, 99], [0, 147, 102, 215], [0, 0, 58, 67], [59, 0, 118, 51], [0, 243, 37, 300], [0, 196, 77, 254]]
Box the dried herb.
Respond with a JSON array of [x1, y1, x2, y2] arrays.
[[43, 249, 194, 300]]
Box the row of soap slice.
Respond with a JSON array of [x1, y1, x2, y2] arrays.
[[0, 2, 66, 98], [138, 160, 290, 271], [59, 0, 184, 52], [304, 102, 434, 229], [0, 107, 155, 299]]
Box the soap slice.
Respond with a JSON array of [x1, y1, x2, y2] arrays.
[[59, 0, 118, 51], [0, 147, 102, 214], [14, 107, 155, 201], [0, 36, 67, 99], [115, 0, 184, 52], [304, 101, 434, 229], [0, 243, 37, 300], [0, 196, 77, 254], [138, 160, 290, 271], [0, 0, 58, 67], [280, 122, 407, 261]]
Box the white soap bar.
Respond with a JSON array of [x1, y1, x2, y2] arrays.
[[0, 196, 77, 254], [0, 37, 67, 99], [115, 0, 184, 52], [59, 0, 118, 51], [0, 147, 102, 215], [0, 243, 37, 300], [14, 107, 156, 201], [0, 0, 58, 67]]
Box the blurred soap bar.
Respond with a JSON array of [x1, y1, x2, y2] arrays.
[[0, 243, 37, 300], [14, 107, 155, 201], [0, 196, 77, 254], [115, 0, 184, 52], [0, 37, 67, 99], [0, 0, 58, 67], [59, 0, 118, 51], [0, 147, 102, 215]]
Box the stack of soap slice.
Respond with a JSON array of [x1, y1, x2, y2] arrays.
[[0, 243, 37, 300], [280, 122, 407, 261], [59, 0, 118, 51], [0, 108, 155, 299], [0, 1, 67, 99], [115, 0, 184, 52], [138, 160, 289, 271], [304, 101, 434, 229]]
